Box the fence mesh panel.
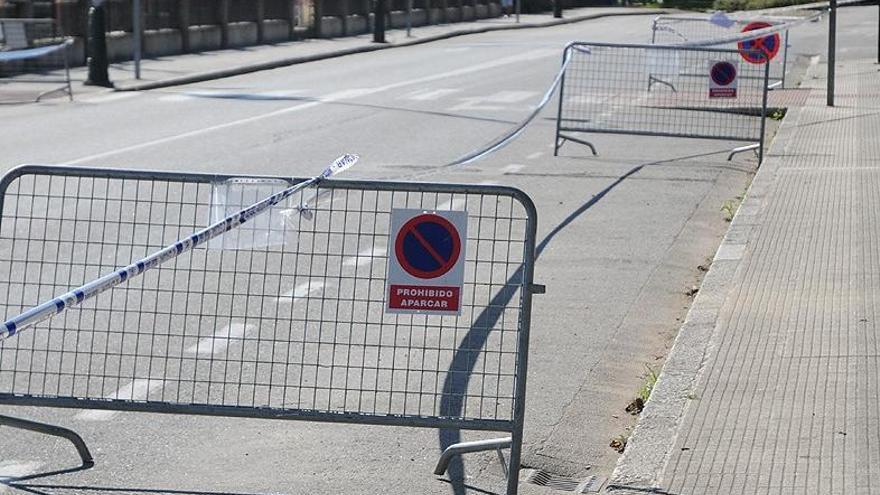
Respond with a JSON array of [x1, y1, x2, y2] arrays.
[[558, 43, 768, 145], [651, 15, 792, 88], [0, 168, 534, 429]]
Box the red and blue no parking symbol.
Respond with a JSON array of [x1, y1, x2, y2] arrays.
[[737, 21, 780, 65], [711, 61, 737, 87], [386, 209, 468, 315], [395, 214, 462, 279]]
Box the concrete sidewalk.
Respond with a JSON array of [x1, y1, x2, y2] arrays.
[[608, 57, 880, 494], [22, 6, 658, 96]]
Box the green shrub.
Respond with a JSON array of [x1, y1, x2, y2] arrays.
[[663, 0, 714, 9]]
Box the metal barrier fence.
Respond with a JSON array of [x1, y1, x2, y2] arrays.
[[0, 165, 541, 495], [651, 14, 794, 89], [0, 39, 73, 102], [555, 42, 770, 162]]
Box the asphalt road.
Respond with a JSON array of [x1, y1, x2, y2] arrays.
[[0, 7, 875, 495]]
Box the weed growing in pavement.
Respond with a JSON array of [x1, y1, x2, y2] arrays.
[[769, 108, 787, 121], [639, 365, 659, 403], [721, 197, 742, 222]]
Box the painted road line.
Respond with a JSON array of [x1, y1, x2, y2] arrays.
[[343, 246, 386, 267], [75, 378, 167, 421], [526, 151, 544, 160], [276, 280, 325, 302], [449, 90, 539, 112], [501, 164, 525, 174], [185, 322, 255, 356], [67, 49, 558, 164], [403, 88, 462, 101]]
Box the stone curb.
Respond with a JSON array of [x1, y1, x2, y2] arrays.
[[114, 9, 665, 91]]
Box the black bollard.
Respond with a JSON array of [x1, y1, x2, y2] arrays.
[[374, 0, 386, 43], [553, 0, 562, 19], [85, 2, 113, 87]]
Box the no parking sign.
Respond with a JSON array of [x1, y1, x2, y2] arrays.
[[386, 209, 468, 315], [709, 60, 738, 98]]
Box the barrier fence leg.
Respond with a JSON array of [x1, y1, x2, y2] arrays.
[[506, 429, 523, 495], [0, 414, 93, 468], [433, 437, 512, 476], [554, 53, 567, 157], [781, 29, 789, 89], [64, 45, 73, 101], [759, 55, 770, 165]]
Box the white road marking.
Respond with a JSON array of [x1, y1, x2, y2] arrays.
[[343, 246, 385, 267], [526, 151, 544, 160], [276, 280, 325, 302], [403, 88, 462, 101], [501, 164, 525, 174], [0, 461, 43, 491], [185, 322, 255, 356], [67, 49, 558, 164], [487, 90, 539, 103], [75, 378, 167, 421], [449, 90, 539, 112]]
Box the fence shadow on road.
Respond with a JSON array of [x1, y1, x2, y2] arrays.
[[437, 147, 755, 495]]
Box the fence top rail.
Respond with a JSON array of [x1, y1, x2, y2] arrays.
[[1, 164, 537, 212], [0, 39, 71, 60], [565, 41, 745, 55]]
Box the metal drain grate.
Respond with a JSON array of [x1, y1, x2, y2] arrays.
[[521, 469, 605, 493]]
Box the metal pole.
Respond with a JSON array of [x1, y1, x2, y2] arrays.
[[759, 53, 770, 165], [877, 0, 879, 64], [827, 0, 836, 107], [406, 0, 412, 37], [133, 0, 142, 79], [515, 0, 519, 23]]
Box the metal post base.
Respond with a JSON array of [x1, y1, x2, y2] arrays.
[[0, 414, 94, 468], [434, 436, 512, 477], [555, 135, 598, 157], [35, 86, 72, 103], [727, 143, 760, 161]]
